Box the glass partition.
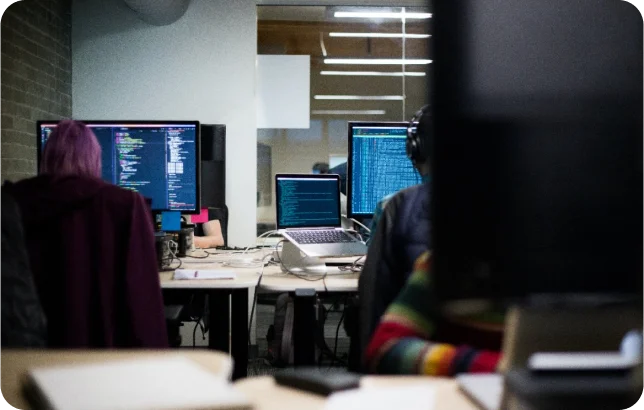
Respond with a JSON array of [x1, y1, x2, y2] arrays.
[[256, 5, 431, 232]]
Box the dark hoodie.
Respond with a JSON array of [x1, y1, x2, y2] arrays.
[[3, 175, 168, 348], [1, 191, 47, 347]]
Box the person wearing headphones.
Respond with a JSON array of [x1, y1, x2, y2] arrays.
[[367, 106, 432, 241], [358, 105, 433, 355], [359, 106, 502, 375]]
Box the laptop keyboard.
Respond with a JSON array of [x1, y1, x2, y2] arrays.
[[287, 230, 356, 244]]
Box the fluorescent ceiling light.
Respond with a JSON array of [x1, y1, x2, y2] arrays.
[[324, 58, 432, 65], [312, 110, 386, 115], [321, 70, 425, 77], [330, 32, 430, 39], [334, 11, 432, 19], [314, 95, 404, 101]]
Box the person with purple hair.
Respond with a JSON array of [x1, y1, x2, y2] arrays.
[[3, 119, 168, 348]]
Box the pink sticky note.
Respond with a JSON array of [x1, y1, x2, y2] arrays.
[[190, 208, 209, 223]]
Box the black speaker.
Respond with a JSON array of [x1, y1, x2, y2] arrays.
[[201, 124, 226, 161], [201, 124, 226, 208]]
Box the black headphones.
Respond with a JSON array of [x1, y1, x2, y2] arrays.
[[406, 104, 431, 165]]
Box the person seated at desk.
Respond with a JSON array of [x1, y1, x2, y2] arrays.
[[358, 105, 432, 356], [193, 219, 225, 249], [3, 119, 168, 348], [365, 251, 502, 375], [1, 191, 47, 347]]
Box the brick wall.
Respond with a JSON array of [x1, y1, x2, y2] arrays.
[[1, 0, 72, 182]]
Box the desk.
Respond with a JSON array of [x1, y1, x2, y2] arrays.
[[260, 267, 359, 366], [1, 349, 232, 410], [160, 252, 261, 380], [259, 268, 359, 292], [160, 251, 360, 377], [234, 376, 478, 410]]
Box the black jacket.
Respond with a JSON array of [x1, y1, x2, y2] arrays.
[[1, 189, 47, 347], [358, 183, 431, 356]]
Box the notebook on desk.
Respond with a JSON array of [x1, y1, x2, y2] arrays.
[[456, 374, 503, 410], [275, 174, 367, 258], [24, 357, 251, 410]]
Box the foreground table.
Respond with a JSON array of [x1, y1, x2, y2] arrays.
[[1, 349, 232, 410], [234, 375, 478, 410]]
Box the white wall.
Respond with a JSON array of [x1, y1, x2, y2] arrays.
[[72, 0, 258, 246]]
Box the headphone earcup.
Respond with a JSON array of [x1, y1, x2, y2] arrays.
[[406, 131, 418, 163], [407, 105, 429, 164]]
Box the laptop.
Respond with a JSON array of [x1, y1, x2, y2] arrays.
[[275, 174, 367, 258]]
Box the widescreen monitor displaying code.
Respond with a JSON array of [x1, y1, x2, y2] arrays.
[[348, 123, 420, 217], [38, 122, 199, 212]]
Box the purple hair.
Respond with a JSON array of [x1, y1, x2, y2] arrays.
[[40, 119, 102, 178]]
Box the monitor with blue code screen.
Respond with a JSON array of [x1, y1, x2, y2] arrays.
[[37, 121, 200, 213], [276, 174, 341, 229], [347, 122, 421, 218]]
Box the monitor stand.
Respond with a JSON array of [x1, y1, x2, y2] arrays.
[[279, 241, 327, 274]]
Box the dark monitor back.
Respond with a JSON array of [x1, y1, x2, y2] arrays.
[[201, 124, 226, 208], [432, 0, 643, 305]]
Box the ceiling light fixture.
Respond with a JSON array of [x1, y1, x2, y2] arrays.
[[314, 95, 404, 101], [312, 110, 386, 115], [324, 58, 432, 65], [334, 11, 432, 19], [321, 70, 425, 77], [329, 32, 430, 39]]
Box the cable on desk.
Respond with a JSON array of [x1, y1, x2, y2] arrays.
[[166, 241, 182, 270], [331, 309, 346, 367], [347, 216, 371, 234], [338, 255, 365, 273], [225, 230, 280, 269], [193, 313, 205, 348], [184, 252, 210, 259]]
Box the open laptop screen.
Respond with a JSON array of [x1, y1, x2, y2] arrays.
[[276, 175, 341, 229]]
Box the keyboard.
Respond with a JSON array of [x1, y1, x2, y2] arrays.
[[287, 230, 356, 244]]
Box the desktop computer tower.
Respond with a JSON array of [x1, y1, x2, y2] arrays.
[[200, 124, 226, 208]]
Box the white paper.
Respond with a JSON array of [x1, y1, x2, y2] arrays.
[[457, 374, 503, 410], [28, 357, 250, 410], [324, 385, 435, 410]]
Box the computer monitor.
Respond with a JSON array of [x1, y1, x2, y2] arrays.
[[37, 121, 201, 213], [275, 174, 341, 229], [431, 0, 642, 308], [347, 122, 421, 218]]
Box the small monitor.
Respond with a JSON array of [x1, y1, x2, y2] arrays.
[[37, 121, 200, 213], [347, 122, 420, 218], [275, 174, 341, 229]]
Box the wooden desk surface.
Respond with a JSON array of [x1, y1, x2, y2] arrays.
[[234, 376, 478, 410], [1, 349, 233, 410], [260, 268, 359, 292], [160, 250, 359, 292]]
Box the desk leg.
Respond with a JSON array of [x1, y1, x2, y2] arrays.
[[230, 289, 248, 380], [293, 288, 317, 367], [208, 290, 230, 354]]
